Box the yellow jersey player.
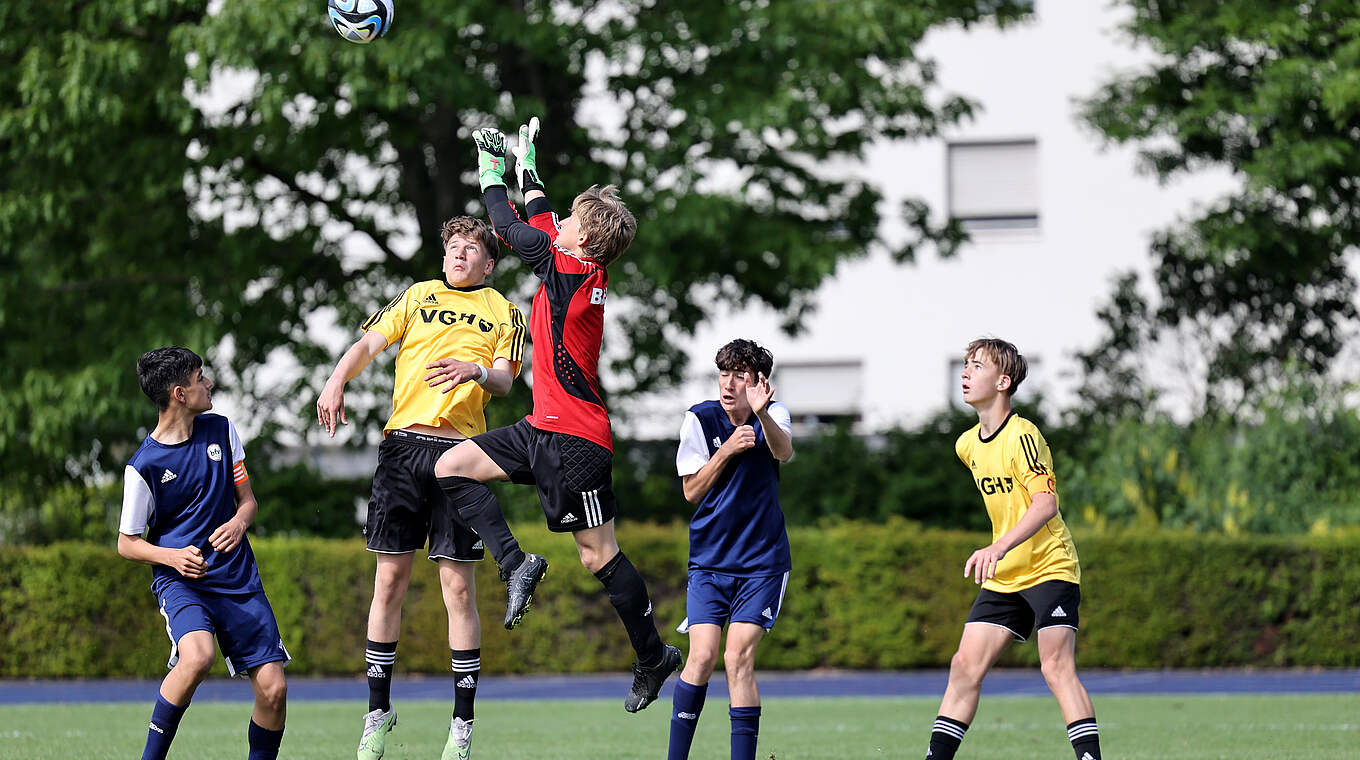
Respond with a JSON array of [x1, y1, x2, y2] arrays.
[[315, 216, 526, 760], [923, 338, 1101, 760]]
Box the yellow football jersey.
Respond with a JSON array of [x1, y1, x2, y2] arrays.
[[955, 412, 1080, 592], [362, 279, 526, 437]]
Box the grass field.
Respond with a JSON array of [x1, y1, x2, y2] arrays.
[[3, 694, 1357, 759]]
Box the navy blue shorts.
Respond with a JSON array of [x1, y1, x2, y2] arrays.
[[679, 569, 790, 632], [156, 582, 291, 678]]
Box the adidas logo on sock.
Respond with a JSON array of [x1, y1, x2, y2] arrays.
[[457, 675, 477, 689], [677, 712, 697, 720], [761, 607, 773, 619], [160, 470, 177, 483], [149, 722, 164, 734], [1052, 605, 1067, 618], [367, 664, 387, 678], [1081, 754, 1094, 760]]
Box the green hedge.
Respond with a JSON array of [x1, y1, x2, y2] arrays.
[[3, 523, 1358, 677]]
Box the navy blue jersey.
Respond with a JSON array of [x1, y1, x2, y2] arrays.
[[676, 400, 792, 577], [120, 413, 261, 595]]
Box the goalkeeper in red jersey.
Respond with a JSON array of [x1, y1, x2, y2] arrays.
[[429, 118, 682, 713]]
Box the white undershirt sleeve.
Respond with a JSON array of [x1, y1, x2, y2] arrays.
[[228, 420, 246, 464], [767, 401, 793, 437], [675, 411, 711, 476], [119, 465, 154, 536]]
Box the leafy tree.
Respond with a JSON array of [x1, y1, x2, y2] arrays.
[[1078, 0, 1360, 416], [0, 0, 1033, 540]]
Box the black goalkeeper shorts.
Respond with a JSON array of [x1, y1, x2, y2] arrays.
[[473, 418, 618, 533]]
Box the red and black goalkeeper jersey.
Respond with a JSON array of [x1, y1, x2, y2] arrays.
[[484, 186, 613, 451]]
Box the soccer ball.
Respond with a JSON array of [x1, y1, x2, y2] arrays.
[[327, 0, 394, 44]]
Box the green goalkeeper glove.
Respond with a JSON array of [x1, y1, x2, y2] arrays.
[[472, 127, 508, 192], [512, 116, 544, 193]]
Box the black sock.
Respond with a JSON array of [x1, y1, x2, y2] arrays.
[[451, 648, 480, 722], [437, 476, 524, 570], [593, 552, 664, 667], [365, 640, 397, 712], [927, 715, 968, 760], [1067, 717, 1101, 760], [246, 720, 284, 760]]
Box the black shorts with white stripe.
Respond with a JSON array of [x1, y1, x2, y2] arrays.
[[964, 579, 1081, 642], [471, 418, 618, 533]]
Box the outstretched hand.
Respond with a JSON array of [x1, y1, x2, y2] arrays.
[[512, 116, 543, 192], [744, 371, 774, 415], [473, 128, 508, 191]]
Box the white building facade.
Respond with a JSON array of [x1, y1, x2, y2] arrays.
[[614, 0, 1236, 440]]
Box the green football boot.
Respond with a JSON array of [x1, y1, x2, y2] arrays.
[[357, 707, 397, 760], [441, 716, 474, 760]]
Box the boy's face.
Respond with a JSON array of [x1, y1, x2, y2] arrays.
[[176, 368, 214, 414], [443, 234, 494, 287], [960, 351, 1007, 408], [718, 367, 753, 418], [556, 213, 589, 256]]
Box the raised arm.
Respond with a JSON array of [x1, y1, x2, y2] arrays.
[[474, 128, 556, 276], [747, 374, 793, 462]]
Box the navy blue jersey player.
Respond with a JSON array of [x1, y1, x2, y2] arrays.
[[667, 339, 793, 760], [117, 347, 289, 760]]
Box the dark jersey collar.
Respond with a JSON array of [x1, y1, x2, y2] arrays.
[[978, 409, 1016, 444], [442, 277, 490, 292]]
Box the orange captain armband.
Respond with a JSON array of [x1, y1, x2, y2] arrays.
[[233, 461, 249, 485]]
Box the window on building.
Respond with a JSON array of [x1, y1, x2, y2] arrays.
[[776, 360, 864, 432], [947, 139, 1039, 231]]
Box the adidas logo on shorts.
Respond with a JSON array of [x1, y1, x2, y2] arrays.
[[560, 512, 578, 523], [1052, 605, 1067, 618], [762, 607, 773, 619]]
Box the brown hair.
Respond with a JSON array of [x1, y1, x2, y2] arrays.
[[715, 339, 774, 378], [965, 337, 1028, 395], [440, 216, 499, 260], [572, 185, 636, 267]]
